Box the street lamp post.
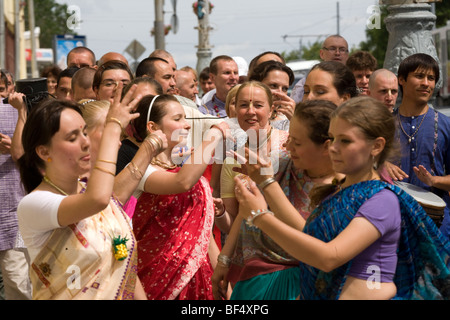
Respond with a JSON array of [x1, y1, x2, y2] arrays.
[[194, 0, 213, 82]]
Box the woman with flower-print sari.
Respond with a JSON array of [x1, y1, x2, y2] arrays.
[[16, 84, 159, 300]]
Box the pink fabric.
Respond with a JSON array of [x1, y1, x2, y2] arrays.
[[122, 196, 137, 219]]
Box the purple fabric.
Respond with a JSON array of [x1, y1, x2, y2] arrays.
[[0, 101, 25, 250], [347, 189, 401, 282]]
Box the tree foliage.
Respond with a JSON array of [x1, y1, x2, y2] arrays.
[[281, 41, 322, 62], [359, 5, 389, 69], [435, 0, 450, 28], [24, 0, 74, 49], [283, 2, 450, 67]]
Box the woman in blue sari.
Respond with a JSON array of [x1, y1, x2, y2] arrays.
[[235, 96, 450, 299]]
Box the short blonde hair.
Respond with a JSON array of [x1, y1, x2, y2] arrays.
[[78, 99, 110, 130]]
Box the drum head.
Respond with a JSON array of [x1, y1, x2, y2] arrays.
[[393, 181, 446, 209]]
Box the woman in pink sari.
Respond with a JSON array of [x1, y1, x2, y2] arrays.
[[132, 94, 225, 299]]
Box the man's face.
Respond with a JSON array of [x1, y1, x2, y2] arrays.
[[399, 67, 436, 106], [5, 74, 14, 95], [368, 73, 399, 112], [200, 78, 215, 94], [0, 80, 8, 98], [176, 71, 199, 101], [55, 77, 73, 101], [67, 51, 96, 69], [211, 59, 239, 96], [320, 37, 349, 64], [154, 60, 176, 94], [353, 69, 373, 95]]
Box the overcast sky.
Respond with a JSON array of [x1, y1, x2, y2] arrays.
[[55, 0, 380, 69]]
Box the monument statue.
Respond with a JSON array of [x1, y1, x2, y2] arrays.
[[381, 0, 443, 92]]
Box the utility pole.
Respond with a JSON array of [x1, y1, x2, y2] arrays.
[[14, 0, 20, 78], [0, 0, 5, 69], [336, 1, 340, 35], [194, 0, 213, 78], [154, 0, 165, 50], [28, 0, 38, 77]]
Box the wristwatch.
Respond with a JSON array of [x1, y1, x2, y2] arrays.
[[246, 209, 274, 227]]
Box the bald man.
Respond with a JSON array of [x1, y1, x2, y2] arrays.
[[175, 69, 199, 103], [72, 67, 97, 102], [98, 52, 129, 67], [368, 69, 399, 112], [319, 35, 349, 64]]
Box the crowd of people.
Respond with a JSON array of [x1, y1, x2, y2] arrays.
[[1, 34, 450, 300]]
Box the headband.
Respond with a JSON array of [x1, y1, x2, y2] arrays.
[[146, 95, 160, 123]]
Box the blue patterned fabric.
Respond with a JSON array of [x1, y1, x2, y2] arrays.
[[298, 180, 450, 300]]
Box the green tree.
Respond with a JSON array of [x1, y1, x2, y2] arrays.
[[25, 0, 75, 49], [359, 5, 389, 69], [281, 49, 301, 62], [281, 41, 322, 62], [435, 0, 450, 28]]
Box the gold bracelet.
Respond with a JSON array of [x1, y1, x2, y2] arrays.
[[94, 165, 116, 176], [96, 159, 117, 165], [126, 161, 143, 180], [106, 117, 123, 130], [145, 134, 162, 153]]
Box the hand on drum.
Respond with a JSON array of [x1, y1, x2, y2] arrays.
[[413, 165, 434, 187], [384, 161, 408, 181]]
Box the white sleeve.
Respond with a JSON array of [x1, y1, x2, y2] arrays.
[[133, 164, 158, 198], [17, 191, 65, 252]]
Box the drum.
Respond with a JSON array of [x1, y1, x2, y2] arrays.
[[394, 181, 446, 228]]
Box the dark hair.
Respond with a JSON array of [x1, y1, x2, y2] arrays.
[[397, 53, 440, 95], [310, 61, 358, 98], [122, 76, 163, 99], [132, 94, 178, 142], [248, 51, 285, 79], [249, 60, 295, 86], [135, 57, 168, 78], [92, 60, 134, 91], [57, 67, 80, 86], [294, 99, 338, 145], [41, 65, 62, 79], [346, 50, 377, 72], [0, 70, 8, 89], [199, 67, 211, 81], [18, 99, 83, 193]]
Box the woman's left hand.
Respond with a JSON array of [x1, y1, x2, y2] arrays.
[[234, 177, 268, 220], [272, 91, 296, 120], [106, 82, 141, 130]]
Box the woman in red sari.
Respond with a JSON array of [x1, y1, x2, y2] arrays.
[[132, 94, 225, 300]]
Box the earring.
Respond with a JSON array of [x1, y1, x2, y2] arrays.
[[372, 155, 378, 170], [47, 157, 52, 162]]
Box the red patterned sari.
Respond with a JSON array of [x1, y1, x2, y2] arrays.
[[133, 167, 215, 300]]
